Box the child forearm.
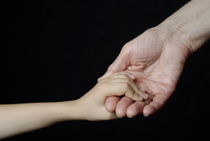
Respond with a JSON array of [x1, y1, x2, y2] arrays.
[[0, 73, 144, 139], [0, 101, 80, 139]]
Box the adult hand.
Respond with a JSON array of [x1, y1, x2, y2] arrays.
[[100, 27, 191, 118], [101, 0, 210, 118]]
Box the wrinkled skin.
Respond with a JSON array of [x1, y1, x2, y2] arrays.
[[101, 27, 191, 117]]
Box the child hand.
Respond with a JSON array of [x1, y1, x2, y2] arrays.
[[77, 73, 147, 121]]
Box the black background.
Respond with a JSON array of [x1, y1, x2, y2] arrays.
[[1, 0, 210, 140]]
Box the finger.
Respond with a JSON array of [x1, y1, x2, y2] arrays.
[[104, 80, 144, 101], [108, 72, 135, 80], [105, 96, 120, 112], [99, 50, 129, 80], [124, 84, 143, 101], [124, 79, 148, 100], [107, 78, 148, 100], [99, 73, 130, 83], [98, 77, 146, 102], [126, 101, 145, 118], [115, 96, 134, 118], [143, 95, 168, 117], [108, 74, 148, 100]]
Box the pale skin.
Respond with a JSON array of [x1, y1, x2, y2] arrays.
[[101, 0, 210, 118], [0, 73, 146, 139], [1, 0, 210, 139]]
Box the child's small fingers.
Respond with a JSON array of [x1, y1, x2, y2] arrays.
[[108, 78, 148, 100], [124, 86, 143, 101], [98, 73, 129, 84], [125, 79, 149, 100], [104, 81, 145, 102], [112, 82, 141, 100], [108, 72, 135, 80]]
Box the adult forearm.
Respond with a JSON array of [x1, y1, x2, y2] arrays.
[[0, 101, 80, 139], [158, 0, 210, 52]]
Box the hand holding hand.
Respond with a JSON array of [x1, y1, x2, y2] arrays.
[[77, 73, 147, 121], [101, 27, 191, 117]]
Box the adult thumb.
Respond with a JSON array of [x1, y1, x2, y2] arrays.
[[99, 50, 129, 80]]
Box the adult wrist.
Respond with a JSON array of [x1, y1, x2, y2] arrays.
[[156, 19, 194, 54], [157, 0, 210, 53], [158, 18, 209, 54]]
